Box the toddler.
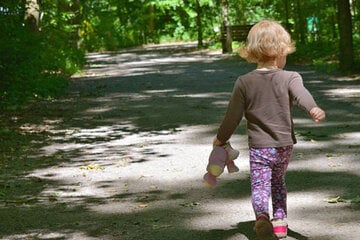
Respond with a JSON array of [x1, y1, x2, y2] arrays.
[[211, 20, 325, 239]]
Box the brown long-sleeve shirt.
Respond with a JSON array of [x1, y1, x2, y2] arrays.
[[217, 69, 318, 148]]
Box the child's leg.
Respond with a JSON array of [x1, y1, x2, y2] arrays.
[[249, 148, 272, 217], [271, 146, 293, 219]]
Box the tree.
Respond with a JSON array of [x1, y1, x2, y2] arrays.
[[196, 0, 203, 48], [221, 0, 232, 53], [24, 0, 40, 31], [337, 0, 354, 72]]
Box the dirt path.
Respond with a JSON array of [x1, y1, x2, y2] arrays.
[[0, 43, 359, 240]]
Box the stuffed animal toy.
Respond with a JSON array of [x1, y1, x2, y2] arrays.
[[203, 142, 239, 187]]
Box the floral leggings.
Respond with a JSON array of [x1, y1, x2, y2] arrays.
[[249, 146, 293, 219]]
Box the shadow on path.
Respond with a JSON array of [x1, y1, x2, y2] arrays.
[[0, 43, 359, 239]]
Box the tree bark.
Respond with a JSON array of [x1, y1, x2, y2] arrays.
[[147, 3, 155, 44], [196, 0, 203, 48], [295, 0, 305, 43], [337, 0, 354, 72], [284, 0, 291, 33], [24, 0, 40, 31], [221, 0, 232, 53]]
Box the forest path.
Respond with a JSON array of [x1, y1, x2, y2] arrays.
[[0, 43, 359, 240]]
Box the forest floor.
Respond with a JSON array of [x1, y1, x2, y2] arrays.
[[0, 43, 360, 240]]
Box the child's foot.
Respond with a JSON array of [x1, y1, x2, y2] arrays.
[[272, 218, 287, 239], [203, 172, 217, 188], [254, 214, 279, 240], [206, 146, 227, 177]]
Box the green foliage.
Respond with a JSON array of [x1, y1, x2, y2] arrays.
[[79, 0, 221, 48], [287, 41, 339, 72], [0, 0, 84, 109], [0, 0, 358, 110]]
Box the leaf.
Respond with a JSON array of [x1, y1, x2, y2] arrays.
[[79, 164, 104, 171], [324, 196, 360, 204], [180, 202, 200, 208], [324, 196, 341, 203], [328, 162, 342, 167], [296, 152, 304, 159], [138, 203, 148, 208], [149, 184, 158, 190], [152, 224, 172, 230]]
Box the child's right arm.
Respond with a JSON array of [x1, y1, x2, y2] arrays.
[[216, 79, 245, 144]]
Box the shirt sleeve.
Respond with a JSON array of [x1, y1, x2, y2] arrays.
[[216, 79, 245, 144], [288, 72, 318, 112]]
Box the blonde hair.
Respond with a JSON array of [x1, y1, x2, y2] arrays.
[[240, 20, 295, 63]]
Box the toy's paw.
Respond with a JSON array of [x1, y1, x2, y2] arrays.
[[226, 160, 240, 173], [203, 172, 217, 188], [224, 143, 240, 161]]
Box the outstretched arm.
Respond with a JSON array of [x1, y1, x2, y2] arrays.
[[309, 107, 326, 123], [289, 73, 325, 123]]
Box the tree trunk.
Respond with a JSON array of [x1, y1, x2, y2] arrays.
[[24, 0, 40, 31], [295, 0, 305, 43], [284, 0, 291, 33], [221, 0, 232, 53], [337, 0, 354, 72], [196, 0, 203, 48], [147, 3, 155, 44]]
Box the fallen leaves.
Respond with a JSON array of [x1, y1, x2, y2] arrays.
[[179, 201, 200, 208], [79, 164, 104, 171], [137, 203, 148, 208], [326, 152, 343, 167], [324, 196, 360, 204]]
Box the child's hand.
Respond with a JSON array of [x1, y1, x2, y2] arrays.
[[213, 137, 225, 147], [310, 107, 326, 123]]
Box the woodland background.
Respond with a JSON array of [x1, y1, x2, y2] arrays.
[[0, 0, 359, 109]]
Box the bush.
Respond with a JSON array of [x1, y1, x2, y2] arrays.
[[0, 11, 84, 110]]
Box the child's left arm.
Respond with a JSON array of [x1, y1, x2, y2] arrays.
[[309, 107, 326, 123], [289, 73, 325, 121]]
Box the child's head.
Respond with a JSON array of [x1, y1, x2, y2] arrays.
[[240, 20, 295, 64]]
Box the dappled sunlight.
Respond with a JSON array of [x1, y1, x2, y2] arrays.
[[289, 191, 329, 209], [85, 106, 114, 114], [323, 87, 360, 98], [333, 131, 360, 140], [143, 89, 178, 94], [187, 199, 254, 230], [289, 192, 360, 240], [2, 46, 360, 240], [174, 92, 229, 98], [334, 76, 360, 82], [26, 124, 212, 202], [2, 231, 101, 240], [76, 47, 227, 79]]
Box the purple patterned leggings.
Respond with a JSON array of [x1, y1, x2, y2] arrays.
[[249, 146, 293, 219]]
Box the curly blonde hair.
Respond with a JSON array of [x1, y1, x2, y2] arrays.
[[240, 20, 295, 63]]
